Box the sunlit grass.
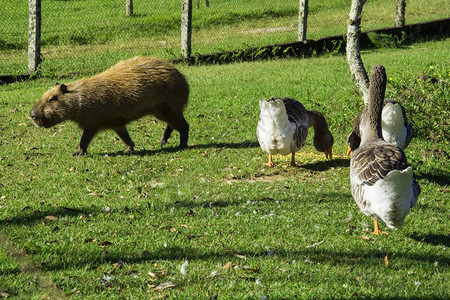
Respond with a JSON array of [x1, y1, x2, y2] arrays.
[[0, 38, 449, 298]]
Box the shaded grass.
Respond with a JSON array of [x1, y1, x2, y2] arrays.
[[0, 38, 449, 298]]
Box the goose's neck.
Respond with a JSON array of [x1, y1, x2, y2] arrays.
[[307, 110, 327, 134], [361, 66, 386, 143]]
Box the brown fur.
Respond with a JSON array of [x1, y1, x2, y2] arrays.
[[30, 57, 189, 155]]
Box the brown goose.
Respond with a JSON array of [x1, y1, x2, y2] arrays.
[[257, 97, 333, 167], [350, 65, 420, 234]]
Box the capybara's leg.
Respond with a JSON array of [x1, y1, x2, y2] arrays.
[[73, 128, 98, 156], [114, 126, 135, 153], [160, 125, 174, 146], [156, 110, 189, 149], [164, 111, 189, 149]]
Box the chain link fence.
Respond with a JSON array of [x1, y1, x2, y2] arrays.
[[1, 0, 449, 77]]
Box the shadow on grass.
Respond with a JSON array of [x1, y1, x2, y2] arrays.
[[106, 140, 260, 157], [300, 158, 349, 171], [0, 206, 97, 227], [410, 233, 450, 247], [39, 243, 449, 275], [415, 170, 450, 186]]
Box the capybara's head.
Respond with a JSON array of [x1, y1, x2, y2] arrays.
[[30, 83, 73, 128]]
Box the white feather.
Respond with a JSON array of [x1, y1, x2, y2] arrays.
[[257, 99, 302, 155], [381, 103, 408, 149], [356, 166, 417, 229]]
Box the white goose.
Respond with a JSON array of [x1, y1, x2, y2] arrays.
[[347, 99, 412, 154], [257, 97, 333, 167], [350, 65, 420, 234]]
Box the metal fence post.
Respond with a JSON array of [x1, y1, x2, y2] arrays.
[[126, 0, 133, 16], [28, 0, 41, 74], [395, 0, 406, 27], [298, 0, 309, 41], [181, 0, 192, 59]]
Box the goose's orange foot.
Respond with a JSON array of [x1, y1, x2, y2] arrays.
[[371, 218, 388, 235]]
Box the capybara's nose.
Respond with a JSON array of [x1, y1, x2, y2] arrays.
[[30, 109, 37, 120]]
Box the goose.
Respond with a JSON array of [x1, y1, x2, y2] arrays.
[[257, 97, 333, 167], [347, 99, 412, 154], [350, 65, 420, 234]]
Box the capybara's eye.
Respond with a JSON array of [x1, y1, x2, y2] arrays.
[[49, 96, 58, 103]]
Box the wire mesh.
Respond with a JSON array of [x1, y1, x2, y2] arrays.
[[1, 0, 448, 76]]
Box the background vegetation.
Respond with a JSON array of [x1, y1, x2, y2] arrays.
[[1, 0, 449, 76], [0, 37, 449, 298]]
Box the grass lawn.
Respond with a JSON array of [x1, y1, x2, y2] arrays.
[[1, 0, 449, 76], [0, 38, 449, 298]]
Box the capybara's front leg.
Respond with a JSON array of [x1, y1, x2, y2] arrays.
[[73, 128, 98, 156], [114, 126, 135, 154]]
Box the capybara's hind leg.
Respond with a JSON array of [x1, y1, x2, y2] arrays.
[[170, 112, 189, 149], [73, 128, 98, 156], [157, 110, 189, 149], [160, 124, 174, 146], [114, 126, 135, 154]]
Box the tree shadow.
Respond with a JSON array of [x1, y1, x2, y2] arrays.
[[300, 158, 349, 171], [410, 233, 450, 247], [39, 242, 449, 274]]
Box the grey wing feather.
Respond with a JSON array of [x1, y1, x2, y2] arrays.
[[281, 97, 309, 149], [351, 141, 409, 186]]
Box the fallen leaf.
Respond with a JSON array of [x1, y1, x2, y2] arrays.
[[233, 253, 247, 260], [123, 270, 138, 275], [44, 215, 58, 221], [222, 262, 233, 270], [84, 238, 97, 243], [88, 192, 101, 197], [210, 270, 219, 278], [153, 282, 176, 292], [148, 272, 157, 278], [361, 235, 370, 240], [1, 291, 10, 298], [384, 255, 389, 267]]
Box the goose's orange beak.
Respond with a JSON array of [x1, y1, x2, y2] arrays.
[[324, 147, 332, 160], [347, 146, 352, 156]]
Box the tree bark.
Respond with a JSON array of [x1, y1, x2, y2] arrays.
[[28, 0, 41, 74], [395, 0, 406, 27], [346, 0, 369, 104]]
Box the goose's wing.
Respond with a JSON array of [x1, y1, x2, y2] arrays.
[[281, 98, 309, 148], [351, 141, 408, 186]]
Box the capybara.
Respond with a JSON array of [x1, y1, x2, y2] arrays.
[[30, 57, 189, 155]]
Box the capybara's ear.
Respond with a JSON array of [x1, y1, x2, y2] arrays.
[[59, 84, 68, 94]]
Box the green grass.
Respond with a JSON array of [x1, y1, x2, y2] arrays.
[[1, 0, 449, 76], [0, 38, 449, 298]]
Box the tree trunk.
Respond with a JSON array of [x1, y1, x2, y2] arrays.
[[28, 0, 41, 74], [298, 0, 309, 41], [395, 0, 406, 27], [181, 0, 193, 59], [346, 0, 369, 104]]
